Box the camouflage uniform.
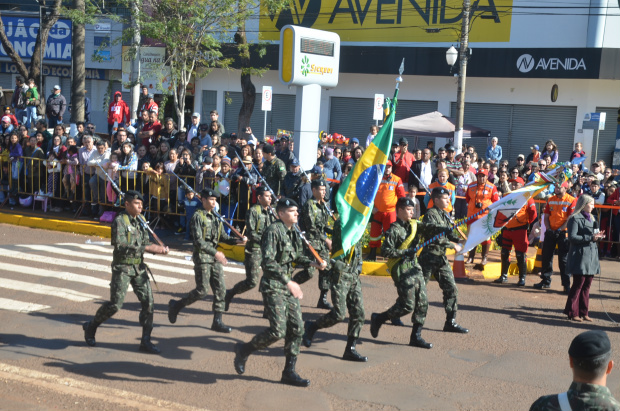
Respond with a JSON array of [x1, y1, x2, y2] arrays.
[[419, 206, 461, 316], [178, 209, 237, 311], [93, 212, 154, 329], [293, 198, 332, 291], [313, 221, 364, 338], [381, 218, 428, 325], [529, 382, 620, 411], [262, 157, 287, 196], [248, 220, 312, 356], [229, 204, 276, 295]]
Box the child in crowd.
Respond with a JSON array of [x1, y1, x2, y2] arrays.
[[406, 184, 421, 219], [139, 161, 151, 199], [62, 145, 79, 202], [44, 151, 62, 211], [180, 190, 200, 241], [146, 162, 170, 213], [8, 133, 23, 206], [105, 152, 120, 205]]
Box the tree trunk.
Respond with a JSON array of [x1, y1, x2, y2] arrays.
[[236, 27, 255, 139], [71, 0, 86, 123], [30, 0, 63, 90]]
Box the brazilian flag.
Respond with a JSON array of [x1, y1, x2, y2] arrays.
[[333, 89, 398, 259]]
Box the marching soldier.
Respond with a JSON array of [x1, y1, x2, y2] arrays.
[[225, 186, 276, 311], [419, 187, 468, 334], [234, 198, 326, 387], [261, 144, 287, 198], [82, 190, 169, 354], [494, 176, 537, 286], [293, 179, 334, 309], [370, 197, 433, 349], [302, 216, 367, 362], [168, 188, 246, 332]]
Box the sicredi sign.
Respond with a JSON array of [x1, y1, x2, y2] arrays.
[[279, 25, 340, 88]]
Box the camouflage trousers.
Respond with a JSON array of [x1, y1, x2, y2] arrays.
[[249, 290, 303, 356], [94, 264, 154, 330], [419, 253, 458, 315], [292, 246, 330, 291], [385, 270, 428, 326], [179, 261, 226, 313], [230, 248, 262, 295], [315, 275, 365, 339]]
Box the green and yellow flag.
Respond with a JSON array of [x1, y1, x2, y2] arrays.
[[333, 90, 398, 259]]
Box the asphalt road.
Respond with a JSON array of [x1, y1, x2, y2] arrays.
[[0, 223, 619, 411]]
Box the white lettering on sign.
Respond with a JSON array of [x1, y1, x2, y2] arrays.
[[517, 54, 586, 73]]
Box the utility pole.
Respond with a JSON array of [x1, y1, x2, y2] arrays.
[[453, 0, 470, 155], [71, 0, 86, 123], [130, 0, 141, 121]]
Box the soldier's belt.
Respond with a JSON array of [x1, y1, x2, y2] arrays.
[[117, 257, 143, 265]]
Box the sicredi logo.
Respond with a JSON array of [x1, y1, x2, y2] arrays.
[[516, 54, 586, 73]]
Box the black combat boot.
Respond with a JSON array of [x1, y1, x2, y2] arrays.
[[342, 337, 368, 362], [367, 247, 377, 261], [409, 324, 433, 349], [139, 327, 161, 354], [466, 249, 475, 264], [211, 312, 232, 333], [234, 342, 256, 374], [168, 299, 183, 324], [516, 252, 527, 286], [495, 248, 510, 283], [281, 355, 310, 387], [302, 320, 319, 348], [82, 320, 100, 347], [443, 313, 469, 333], [316, 290, 333, 310], [390, 317, 405, 326], [370, 312, 388, 338], [224, 289, 235, 312]]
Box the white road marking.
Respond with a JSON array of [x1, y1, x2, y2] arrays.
[[2, 262, 110, 288], [0, 249, 185, 285], [0, 297, 50, 313], [0, 278, 99, 302]]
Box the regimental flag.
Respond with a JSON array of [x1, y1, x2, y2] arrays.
[[460, 183, 550, 254], [332, 91, 398, 259]]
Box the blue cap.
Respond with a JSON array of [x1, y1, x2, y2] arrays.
[[531, 144, 539, 150], [351, 138, 359, 144], [290, 159, 300, 167], [310, 165, 322, 175]]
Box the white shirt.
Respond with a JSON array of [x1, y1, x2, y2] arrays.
[[421, 160, 432, 187]]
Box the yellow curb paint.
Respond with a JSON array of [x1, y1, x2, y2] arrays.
[[0, 212, 111, 237], [481, 257, 536, 280]]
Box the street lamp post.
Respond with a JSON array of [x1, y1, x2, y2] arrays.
[[447, 0, 471, 155]]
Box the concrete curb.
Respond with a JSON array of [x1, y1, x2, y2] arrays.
[[0, 212, 111, 238]]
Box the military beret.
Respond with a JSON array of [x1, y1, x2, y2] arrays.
[[431, 187, 450, 197], [124, 190, 144, 202], [262, 144, 275, 154], [311, 179, 327, 188], [568, 330, 611, 358], [277, 197, 298, 209], [396, 197, 415, 208], [255, 186, 270, 196], [200, 188, 219, 199]]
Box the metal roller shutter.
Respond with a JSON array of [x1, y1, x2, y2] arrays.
[[511, 105, 577, 165], [594, 107, 618, 165], [0, 73, 12, 90], [451, 102, 512, 160], [201, 90, 217, 122], [331, 97, 438, 143], [223, 91, 295, 140]]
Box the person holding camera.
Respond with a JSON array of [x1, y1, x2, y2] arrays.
[[534, 181, 577, 293], [465, 169, 499, 266]]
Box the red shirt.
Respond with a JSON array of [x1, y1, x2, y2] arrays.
[[140, 121, 162, 148], [141, 101, 159, 114], [108, 97, 130, 125], [392, 151, 415, 183]]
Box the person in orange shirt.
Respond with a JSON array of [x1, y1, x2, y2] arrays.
[[494, 177, 537, 286], [392, 138, 415, 187], [368, 160, 406, 261], [465, 169, 499, 266], [534, 181, 576, 292], [424, 169, 455, 213]]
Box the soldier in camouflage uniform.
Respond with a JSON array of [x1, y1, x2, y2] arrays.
[[419, 187, 468, 334], [302, 217, 368, 362], [261, 144, 287, 197], [370, 197, 433, 349], [168, 188, 246, 333], [83, 190, 169, 354], [225, 186, 276, 311], [293, 179, 334, 310], [530, 330, 619, 411], [234, 198, 326, 387]]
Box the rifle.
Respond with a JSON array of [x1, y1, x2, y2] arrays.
[[299, 166, 336, 221], [169, 168, 245, 240], [247, 158, 325, 265], [95, 162, 164, 288]]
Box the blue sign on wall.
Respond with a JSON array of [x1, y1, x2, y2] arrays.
[[0, 16, 72, 61]]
